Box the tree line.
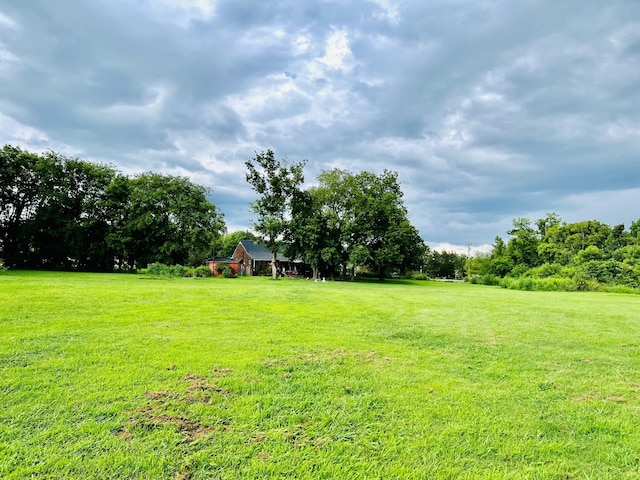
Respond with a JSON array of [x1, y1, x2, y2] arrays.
[[245, 149, 426, 280], [0, 145, 225, 270], [467, 213, 640, 290]]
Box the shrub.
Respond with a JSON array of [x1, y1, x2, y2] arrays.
[[146, 263, 171, 276], [532, 277, 576, 292], [0, 259, 6, 272], [170, 264, 189, 277], [192, 266, 212, 278], [145, 263, 198, 277], [525, 263, 562, 278], [480, 274, 501, 286], [574, 273, 600, 292], [412, 273, 428, 280], [498, 276, 576, 292], [510, 264, 530, 277], [216, 264, 235, 278]]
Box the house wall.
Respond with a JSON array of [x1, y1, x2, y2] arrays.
[[231, 243, 252, 276]]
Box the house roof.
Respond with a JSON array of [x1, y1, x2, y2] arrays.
[[238, 240, 290, 262]]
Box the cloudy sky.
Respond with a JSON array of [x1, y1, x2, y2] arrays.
[[1, 1, 639, 253]]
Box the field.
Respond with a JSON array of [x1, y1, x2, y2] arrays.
[[1, 271, 640, 479]]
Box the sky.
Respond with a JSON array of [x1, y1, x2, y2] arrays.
[[1, 1, 639, 254]]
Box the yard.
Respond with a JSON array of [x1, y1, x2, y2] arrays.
[[1, 271, 639, 478]]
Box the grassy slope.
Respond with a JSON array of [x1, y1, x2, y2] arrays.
[[1, 271, 639, 479]]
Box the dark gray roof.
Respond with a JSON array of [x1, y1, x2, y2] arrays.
[[239, 240, 290, 262]]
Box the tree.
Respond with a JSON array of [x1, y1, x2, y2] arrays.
[[307, 168, 425, 280], [314, 169, 357, 279], [0, 145, 49, 267], [604, 223, 629, 255], [117, 173, 225, 267], [284, 188, 328, 280], [216, 230, 257, 258], [507, 217, 540, 269], [245, 149, 306, 279], [489, 236, 513, 277], [0, 146, 117, 269], [0, 144, 226, 270], [349, 170, 425, 280], [423, 250, 467, 278], [535, 212, 563, 238]]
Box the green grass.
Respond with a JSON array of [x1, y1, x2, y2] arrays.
[[1, 271, 640, 479]]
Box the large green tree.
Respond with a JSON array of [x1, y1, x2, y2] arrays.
[[284, 188, 330, 280], [506, 217, 540, 270], [0, 145, 48, 267], [245, 149, 306, 279], [306, 168, 425, 280], [1, 145, 226, 270], [0, 146, 117, 269], [349, 170, 425, 280], [119, 173, 225, 268], [313, 169, 357, 278]]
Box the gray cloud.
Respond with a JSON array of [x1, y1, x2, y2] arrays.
[[1, 0, 639, 250]]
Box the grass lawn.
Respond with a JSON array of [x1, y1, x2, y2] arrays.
[[1, 271, 640, 479]]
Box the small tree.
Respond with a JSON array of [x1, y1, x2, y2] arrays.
[[245, 149, 306, 279]]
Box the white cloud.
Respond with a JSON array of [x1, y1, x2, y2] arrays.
[[429, 242, 492, 256], [318, 30, 352, 71], [0, 11, 18, 29], [293, 34, 311, 55], [0, 112, 49, 144]]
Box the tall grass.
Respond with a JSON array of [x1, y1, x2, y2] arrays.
[[1, 271, 640, 478]]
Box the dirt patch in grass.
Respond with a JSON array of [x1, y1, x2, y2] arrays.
[[117, 370, 232, 443], [145, 390, 168, 400], [132, 405, 216, 442]]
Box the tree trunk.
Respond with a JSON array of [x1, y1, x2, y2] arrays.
[[271, 251, 278, 279]]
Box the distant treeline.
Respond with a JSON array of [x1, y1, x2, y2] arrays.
[[466, 214, 640, 291], [0, 145, 225, 271]]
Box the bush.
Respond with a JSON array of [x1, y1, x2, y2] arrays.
[[499, 276, 577, 292], [170, 264, 189, 277], [146, 263, 172, 276], [192, 266, 212, 278], [574, 273, 600, 292], [145, 263, 207, 278], [525, 263, 562, 278], [412, 273, 428, 280], [0, 259, 6, 272], [532, 277, 576, 292], [216, 264, 235, 278], [510, 264, 530, 277]]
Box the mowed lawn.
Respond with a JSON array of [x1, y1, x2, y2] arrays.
[[1, 271, 639, 479]]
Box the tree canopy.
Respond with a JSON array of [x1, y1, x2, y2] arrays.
[[246, 152, 426, 280], [468, 212, 640, 291], [245, 149, 306, 279], [0, 145, 225, 270]]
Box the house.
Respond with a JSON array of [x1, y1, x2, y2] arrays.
[[208, 257, 240, 276], [231, 239, 308, 276]]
